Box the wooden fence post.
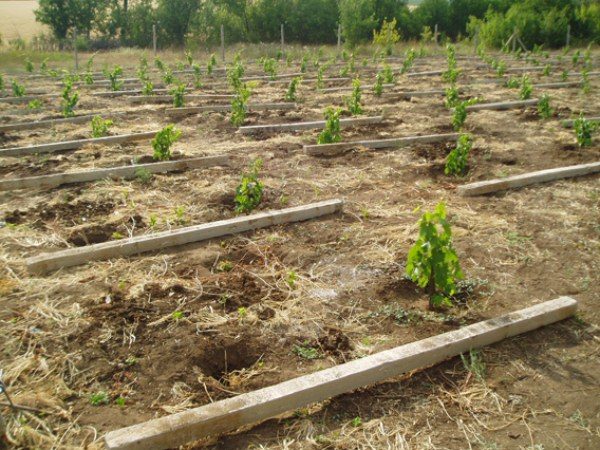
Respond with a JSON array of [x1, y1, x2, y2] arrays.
[[337, 24, 341, 52], [152, 24, 157, 57], [221, 25, 225, 62], [73, 27, 79, 72], [281, 23, 285, 55], [566, 24, 571, 47], [434, 24, 439, 45]]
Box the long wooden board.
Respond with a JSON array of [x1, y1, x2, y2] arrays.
[[93, 89, 170, 97], [457, 161, 600, 196], [0, 114, 98, 132], [27, 199, 343, 274], [0, 131, 158, 157], [166, 103, 296, 115], [0, 155, 228, 192], [240, 116, 384, 134], [0, 94, 57, 104], [103, 296, 578, 450], [305, 133, 460, 156], [465, 99, 539, 111], [128, 94, 235, 103]]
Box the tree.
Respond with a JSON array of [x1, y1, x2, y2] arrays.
[[35, 0, 100, 41], [155, 0, 200, 46]]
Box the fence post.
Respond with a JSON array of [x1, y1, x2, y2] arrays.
[[337, 24, 341, 51], [281, 23, 285, 55], [473, 29, 479, 54], [221, 25, 225, 63], [152, 23, 157, 57], [434, 23, 439, 45], [512, 27, 517, 52], [566, 24, 571, 47], [73, 27, 79, 72]]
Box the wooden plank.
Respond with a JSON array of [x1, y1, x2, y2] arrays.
[[166, 103, 296, 115], [128, 94, 235, 104], [465, 99, 539, 112], [319, 84, 394, 93], [0, 94, 57, 104], [27, 199, 342, 274], [103, 296, 578, 450], [382, 89, 454, 99], [240, 116, 384, 134], [457, 161, 600, 196], [241, 72, 304, 82], [562, 116, 600, 128], [0, 131, 158, 157], [93, 89, 170, 97], [0, 114, 100, 132], [533, 81, 582, 89], [406, 70, 444, 78], [0, 155, 228, 192], [305, 133, 460, 156]]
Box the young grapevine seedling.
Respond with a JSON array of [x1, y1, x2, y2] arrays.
[[537, 94, 553, 119], [285, 77, 301, 102], [262, 58, 277, 80], [24, 58, 34, 73], [185, 50, 193, 66], [170, 82, 186, 107], [561, 70, 569, 81], [192, 63, 203, 88], [505, 77, 520, 89], [61, 75, 79, 117], [317, 107, 342, 144], [574, 114, 598, 148], [400, 48, 416, 74], [142, 80, 154, 95], [154, 57, 165, 71], [91, 116, 113, 138], [382, 64, 395, 84], [496, 60, 506, 78], [346, 78, 363, 116], [207, 53, 217, 75], [445, 134, 472, 176], [230, 83, 251, 126], [519, 75, 532, 100], [0, 74, 4, 93], [444, 85, 459, 109], [406, 202, 463, 310], [235, 158, 264, 214], [373, 72, 383, 97], [162, 67, 174, 85], [300, 55, 307, 73], [11, 79, 25, 97], [451, 98, 478, 131], [152, 124, 181, 161], [372, 18, 400, 56], [542, 64, 551, 76], [228, 60, 245, 90], [104, 66, 123, 91], [316, 66, 324, 90], [28, 99, 42, 110]]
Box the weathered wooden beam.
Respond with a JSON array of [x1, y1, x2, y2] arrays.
[[406, 70, 444, 78], [166, 103, 296, 115], [0, 131, 158, 157], [533, 81, 582, 89], [128, 94, 235, 104], [0, 114, 101, 132], [103, 296, 578, 450], [0, 94, 57, 104], [27, 199, 342, 274], [561, 116, 600, 128], [240, 116, 384, 134], [0, 155, 228, 192], [92, 89, 170, 97], [465, 99, 539, 111], [458, 161, 600, 196], [319, 84, 394, 93], [305, 133, 460, 156]]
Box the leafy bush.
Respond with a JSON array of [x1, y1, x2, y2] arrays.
[[574, 114, 598, 148], [230, 83, 251, 126], [285, 77, 301, 102], [170, 83, 186, 107], [317, 107, 342, 144], [152, 125, 181, 161], [346, 78, 363, 116], [235, 158, 264, 214], [372, 18, 400, 56], [519, 75, 532, 100], [537, 94, 553, 119], [445, 134, 472, 176], [104, 66, 123, 91], [11, 80, 25, 97], [61, 76, 79, 117], [452, 98, 478, 131], [91, 116, 113, 138], [406, 202, 463, 310]]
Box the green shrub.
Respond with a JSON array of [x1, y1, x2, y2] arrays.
[[316, 66, 325, 90], [262, 57, 277, 80], [537, 94, 553, 119], [207, 53, 217, 75], [317, 107, 342, 144], [162, 68, 174, 85], [61, 76, 79, 117], [235, 158, 264, 214], [406, 202, 463, 310], [152, 125, 182, 161], [25, 58, 34, 73], [445, 134, 472, 176], [192, 63, 202, 88], [444, 85, 460, 109], [104, 66, 123, 91], [373, 72, 383, 97], [300, 55, 308, 73], [519, 75, 532, 100], [142, 80, 154, 95], [574, 114, 598, 148], [91, 116, 113, 138], [230, 83, 251, 126], [505, 76, 520, 88], [382, 64, 395, 84], [400, 48, 416, 74], [346, 78, 363, 116], [228, 60, 245, 90], [11, 79, 25, 97], [285, 77, 301, 102], [452, 98, 478, 131], [28, 99, 43, 110], [170, 83, 186, 107], [372, 18, 400, 56]]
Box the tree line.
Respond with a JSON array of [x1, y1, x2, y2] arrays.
[[34, 0, 600, 50]]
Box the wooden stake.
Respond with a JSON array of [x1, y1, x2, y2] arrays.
[[1, 155, 228, 192], [27, 199, 343, 274], [239, 116, 384, 134], [221, 25, 225, 63], [337, 24, 341, 52], [280, 23, 285, 55], [152, 24, 157, 57], [73, 27, 79, 72], [566, 24, 571, 47], [103, 297, 577, 450], [305, 133, 460, 156], [0, 131, 158, 157], [457, 161, 600, 196]]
